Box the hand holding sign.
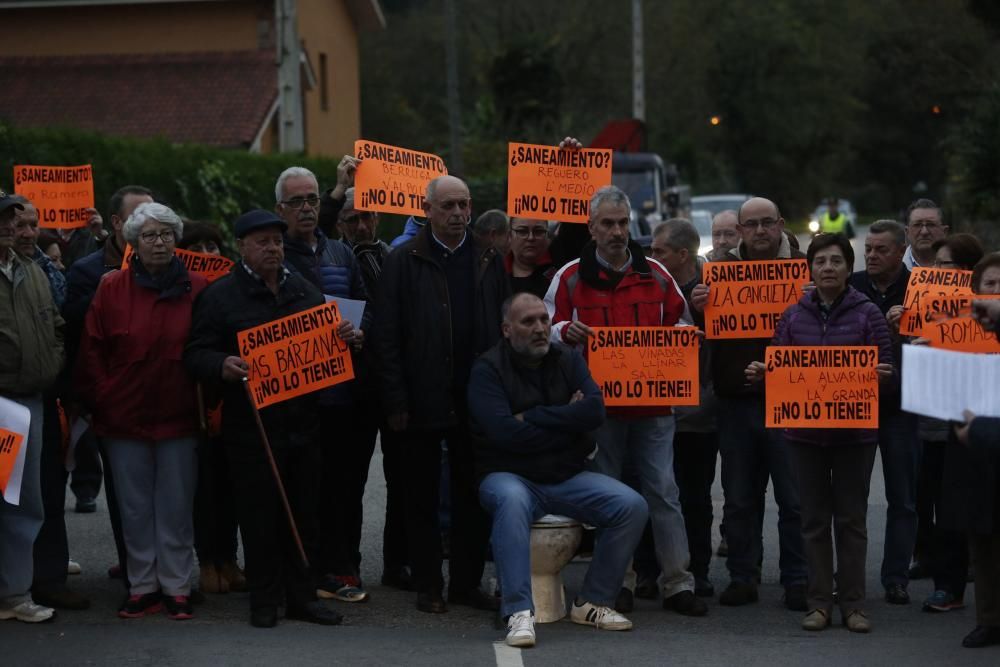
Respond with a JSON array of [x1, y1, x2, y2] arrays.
[[563, 320, 594, 346]]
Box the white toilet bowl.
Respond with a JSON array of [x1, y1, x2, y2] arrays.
[[529, 514, 583, 623]]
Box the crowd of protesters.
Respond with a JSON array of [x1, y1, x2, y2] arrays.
[[0, 137, 998, 651]]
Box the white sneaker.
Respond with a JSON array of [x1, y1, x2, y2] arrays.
[[570, 599, 632, 630], [505, 610, 535, 647], [0, 598, 55, 623], [67, 560, 82, 575]]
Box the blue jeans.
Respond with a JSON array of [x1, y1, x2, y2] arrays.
[[479, 471, 647, 618], [716, 396, 807, 587], [591, 415, 695, 597], [878, 409, 920, 588]]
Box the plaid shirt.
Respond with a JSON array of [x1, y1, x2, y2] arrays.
[[241, 261, 290, 287]]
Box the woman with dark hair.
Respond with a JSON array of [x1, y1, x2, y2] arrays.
[[915, 233, 984, 614], [932, 233, 984, 271], [176, 220, 223, 256], [177, 221, 245, 596], [746, 233, 894, 633]]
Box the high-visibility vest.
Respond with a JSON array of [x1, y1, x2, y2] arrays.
[[820, 212, 847, 233]]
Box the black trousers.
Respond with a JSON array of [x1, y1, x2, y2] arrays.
[[916, 440, 969, 598], [98, 437, 130, 590], [193, 436, 239, 566], [226, 443, 320, 610], [32, 393, 69, 591], [400, 420, 489, 595], [69, 428, 103, 502], [380, 429, 409, 574], [317, 405, 379, 578], [673, 431, 719, 580], [970, 532, 1000, 627]]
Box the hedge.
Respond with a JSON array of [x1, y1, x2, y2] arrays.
[[0, 122, 507, 245]]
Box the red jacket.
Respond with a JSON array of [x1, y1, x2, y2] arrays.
[[544, 240, 691, 418], [75, 260, 207, 441]]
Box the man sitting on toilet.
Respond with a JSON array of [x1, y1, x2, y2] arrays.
[[468, 292, 649, 648]]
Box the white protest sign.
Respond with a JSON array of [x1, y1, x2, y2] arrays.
[[902, 345, 1000, 421]]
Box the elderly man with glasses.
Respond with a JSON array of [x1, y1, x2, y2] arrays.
[[273, 167, 373, 605], [902, 198, 949, 270], [689, 197, 809, 611]]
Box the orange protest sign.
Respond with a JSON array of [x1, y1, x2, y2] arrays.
[[120, 246, 234, 283], [923, 294, 1000, 353], [587, 327, 699, 406], [703, 260, 810, 339], [238, 302, 355, 409], [175, 248, 234, 283], [507, 142, 613, 223], [899, 267, 973, 336], [13, 164, 95, 229], [353, 140, 448, 216], [765, 346, 879, 429], [0, 427, 25, 496]]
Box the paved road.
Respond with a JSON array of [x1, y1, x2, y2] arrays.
[[795, 227, 868, 272], [7, 227, 993, 665], [3, 434, 995, 666]]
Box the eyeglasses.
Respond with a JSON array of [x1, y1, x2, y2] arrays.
[[910, 222, 942, 231], [281, 195, 320, 209], [511, 227, 548, 239], [738, 218, 779, 230], [340, 211, 375, 225], [139, 230, 176, 244]]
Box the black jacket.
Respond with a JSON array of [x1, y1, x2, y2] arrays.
[[374, 224, 510, 430], [468, 340, 604, 484], [709, 242, 807, 398], [183, 264, 325, 449]]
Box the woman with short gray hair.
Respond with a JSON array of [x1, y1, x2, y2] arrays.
[[75, 202, 207, 620]]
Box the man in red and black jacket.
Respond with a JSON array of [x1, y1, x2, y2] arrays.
[[544, 184, 707, 617]]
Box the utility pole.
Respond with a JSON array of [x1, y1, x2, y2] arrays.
[[632, 0, 645, 122], [444, 0, 463, 174], [275, 0, 305, 153]]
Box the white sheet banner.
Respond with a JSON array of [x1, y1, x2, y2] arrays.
[[902, 345, 1000, 421]]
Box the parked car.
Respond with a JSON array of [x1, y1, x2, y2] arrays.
[[691, 208, 714, 257], [691, 193, 751, 219]]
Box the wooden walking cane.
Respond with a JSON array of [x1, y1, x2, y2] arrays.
[[241, 378, 310, 569]]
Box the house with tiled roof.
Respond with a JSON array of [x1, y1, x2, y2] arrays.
[[0, 0, 385, 156]]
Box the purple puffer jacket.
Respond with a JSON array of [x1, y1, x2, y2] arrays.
[[771, 286, 894, 447]]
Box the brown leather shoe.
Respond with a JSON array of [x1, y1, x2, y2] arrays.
[[220, 561, 247, 592], [199, 563, 227, 594], [802, 608, 830, 631], [416, 592, 448, 614], [843, 609, 872, 633]]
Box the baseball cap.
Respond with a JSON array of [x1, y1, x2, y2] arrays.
[[233, 209, 288, 238], [0, 189, 25, 216]]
